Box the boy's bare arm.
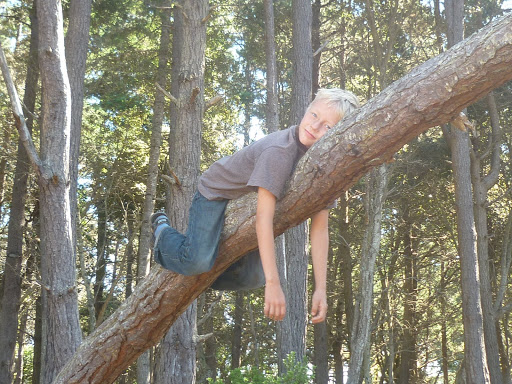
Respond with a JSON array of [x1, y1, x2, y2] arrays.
[[310, 209, 329, 323], [256, 187, 286, 321]]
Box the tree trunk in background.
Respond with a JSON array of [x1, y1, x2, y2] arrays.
[[332, 192, 353, 383], [136, 4, 172, 383], [312, 0, 321, 95], [0, 126, 9, 222], [32, 296, 42, 384], [441, 263, 450, 384], [277, 0, 312, 373], [199, 292, 218, 382], [124, 212, 136, 298], [36, 0, 82, 381], [263, 0, 279, 132], [448, 125, 490, 384], [314, 313, 329, 384], [0, 4, 38, 383], [470, 91, 503, 384], [231, 292, 244, 370], [64, 0, 92, 262], [347, 164, 389, 384], [94, 199, 107, 318], [53, 16, 512, 381], [311, 3, 330, 378], [398, 209, 418, 384], [155, 1, 208, 383], [445, 0, 490, 382]]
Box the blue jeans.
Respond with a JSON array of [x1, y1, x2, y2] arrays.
[[154, 191, 265, 291]]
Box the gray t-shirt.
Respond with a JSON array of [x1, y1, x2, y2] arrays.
[[198, 126, 307, 200]]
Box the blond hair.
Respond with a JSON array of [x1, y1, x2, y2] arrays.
[[310, 88, 360, 119]]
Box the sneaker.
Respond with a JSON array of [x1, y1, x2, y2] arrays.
[[150, 211, 170, 248]]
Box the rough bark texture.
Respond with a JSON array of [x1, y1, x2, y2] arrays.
[[450, 127, 490, 383], [398, 210, 418, 384], [0, 5, 38, 383], [136, 5, 172, 383], [64, 0, 92, 260], [36, 0, 82, 382], [277, 0, 312, 371], [470, 92, 503, 384], [263, 0, 279, 132], [445, 0, 490, 382], [231, 292, 244, 370], [347, 164, 389, 383], [53, 14, 512, 384], [155, 1, 207, 383]]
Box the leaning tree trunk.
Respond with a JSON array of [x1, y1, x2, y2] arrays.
[[154, 1, 208, 383], [0, 4, 38, 383], [37, 0, 82, 382], [53, 14, 512, 384], [277, 0, 312, 373]]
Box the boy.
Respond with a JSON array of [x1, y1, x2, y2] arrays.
[[151, 88, 360, 323]]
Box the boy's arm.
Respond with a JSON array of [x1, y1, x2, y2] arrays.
[[310, 209, 329, 324], [257, 187, 286, 321]]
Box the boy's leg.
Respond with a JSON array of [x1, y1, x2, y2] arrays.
[[211, 250, 266, 291], [153, 191, 228, 275]]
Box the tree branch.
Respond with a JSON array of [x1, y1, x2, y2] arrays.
[[155, 82, 178, 105], [0, 44, 45, 177], [205, 95, 223, 111]]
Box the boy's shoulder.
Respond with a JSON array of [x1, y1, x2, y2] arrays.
[[249, 126, 306, 156]]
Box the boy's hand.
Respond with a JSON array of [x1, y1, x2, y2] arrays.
[[264, 282, 286, 321], [311, 290, 328, 324]]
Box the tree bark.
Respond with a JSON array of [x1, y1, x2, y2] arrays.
[[470, 92, 503, 384], [231, 292, 244, 370], [347, 164, 389, 384], [36, 0, 82, 381], [54, 14, 512, 384], [0, 4, 38, 383], [398, 209, 418, 384], [136, 4, 172, 383], [277, 0, 312, 372], [263, 0, 279, 132], [64, 0, 92, 265], [444, 0, 490, 382], [155, 1, 208, 383]]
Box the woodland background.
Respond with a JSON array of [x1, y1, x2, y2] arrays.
[[0, 0, 512, 383]]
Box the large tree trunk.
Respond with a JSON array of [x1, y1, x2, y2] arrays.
[[136, 5, 172, 383], [36, 0, 82, 381], [277, 0, 312, 372], [0, 4, 38, 383], [155, 1, 208, 383], [53, 14, 512, 384]]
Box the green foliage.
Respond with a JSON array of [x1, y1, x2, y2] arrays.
[[208, 353, 312, 384]]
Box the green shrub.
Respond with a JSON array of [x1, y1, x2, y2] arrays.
[[208, 352, 313, 384]]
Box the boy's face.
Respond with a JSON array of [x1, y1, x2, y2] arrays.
[[298, 100, 341, 148]]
